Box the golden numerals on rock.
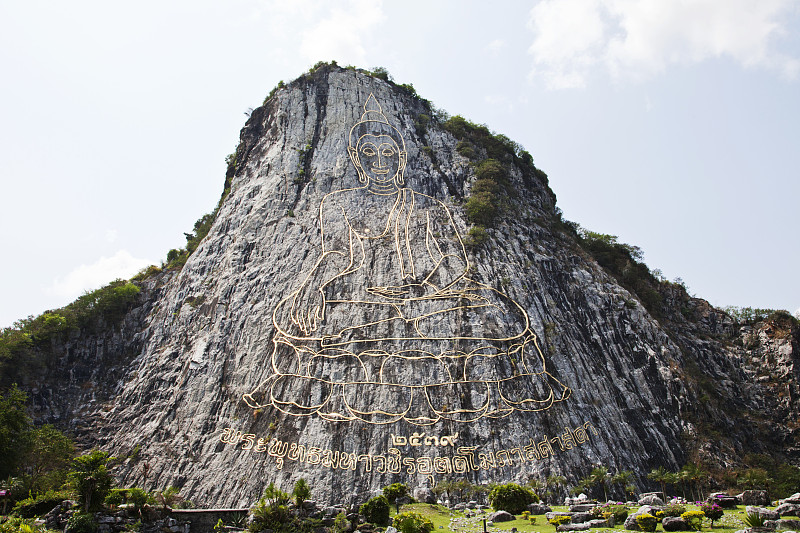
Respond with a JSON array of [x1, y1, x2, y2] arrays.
[[219, 421, 599, 474], [389, 432, 459, 447], [242, 94, 570, 425]]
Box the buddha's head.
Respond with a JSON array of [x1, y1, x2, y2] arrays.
[[348, 94, 407, 189]]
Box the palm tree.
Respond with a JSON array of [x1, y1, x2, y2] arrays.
[[433, 479, 452, 503], [611, 470, 634, 501], [571, 480, 588, 496], [589, 466, 610, 501], [648, 467, 671, 500], [664, 472, 680, 500], [676, 468, 690, 500], [546, 475, 567, 504], [527, 477, 545, 500], [681, 463, 707, 501], [739, 468, 769, 491]]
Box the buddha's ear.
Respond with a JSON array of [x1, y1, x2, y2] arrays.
[[348, 146, 367, 183], [398, 150, 408, 176], [347, 146, 359, 167]]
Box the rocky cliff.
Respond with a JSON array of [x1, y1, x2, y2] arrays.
[[19, 64, 800, 507]]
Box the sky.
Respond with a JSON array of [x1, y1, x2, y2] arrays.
[[1, 0, 799, 328]]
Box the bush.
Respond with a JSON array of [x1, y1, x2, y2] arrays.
[[680, 510, 705, 531], [699, 502, 723, 526], [488, 483, 537, 514], [153, 486, 186, 510], [591, 503, 629, 524], [743, 510, 765, 528], [464, 226, 488, 249], [0, 517, 35, 533], [65, 513, 98, 533], [661, 503, 687, 517], [249, 500, 288, 532], [474, 159, 505, 182], [636, 513, 658, 531], [292, 478, 311, 507], [126, 487, 152, 510], [104, 489, 124, 508], [393, 511, 434, 533], [249, 483, 291, 532], [549, 516, 571, 526], [636, 513, 658, 532], [465, 191, 498, 226], [12, 490, 72, 518], [456, 141, 476, 159], [383, 482, 408, 508], [332, 512, 350, 533], [359, 495, 390, 527]]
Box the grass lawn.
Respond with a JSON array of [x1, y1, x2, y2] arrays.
[[391, 503, 761, 533]]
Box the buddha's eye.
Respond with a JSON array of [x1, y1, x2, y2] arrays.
[[381, 147, 396, 157], [361, 146, 376, 156]]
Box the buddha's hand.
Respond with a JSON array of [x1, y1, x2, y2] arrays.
[[366, 283, 429, 301], [290, 287, 326, 335]]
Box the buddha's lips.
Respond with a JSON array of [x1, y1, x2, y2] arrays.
[[372, 167, 390, 174]]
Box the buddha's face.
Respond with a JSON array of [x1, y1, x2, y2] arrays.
[[352, 133, 405, 185]]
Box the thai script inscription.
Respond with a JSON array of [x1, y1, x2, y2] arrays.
[[390, 432, 459, 447], [219, 421, 598, 474]]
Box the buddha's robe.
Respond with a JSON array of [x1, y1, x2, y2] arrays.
[[247, 186, 570, 423]]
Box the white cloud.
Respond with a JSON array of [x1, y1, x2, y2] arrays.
[[487, 39, 506, 53], [527, 0, 800, 88], [299, 0, 386, 66], [484, 94, 514, 112], [46, 250, 153, 300], [528, 0, 609, 88]]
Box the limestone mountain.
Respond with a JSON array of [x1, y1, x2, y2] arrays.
[[8, 63, 799, 507]]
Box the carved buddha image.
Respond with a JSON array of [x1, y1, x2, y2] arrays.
[[243, 94, 570, 425]]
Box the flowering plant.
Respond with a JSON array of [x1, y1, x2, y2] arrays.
[[681, 510, 706, 531], [700, 502, 723, 526]]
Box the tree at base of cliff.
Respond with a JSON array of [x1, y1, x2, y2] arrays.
[[383, 483, 409, 513], [489, 483, 538, 514], [292, 478, 311, 507], [0, 385, 31, 480], [68, 451, 114, 513], [359, 495, 390, 527], [249, 483, 290, 532]]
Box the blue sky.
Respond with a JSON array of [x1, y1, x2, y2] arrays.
[[1, 0, 798, 328]]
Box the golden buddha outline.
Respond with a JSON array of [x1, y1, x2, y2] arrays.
[[242, 94, 570, 425]]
